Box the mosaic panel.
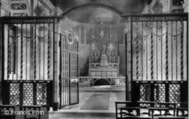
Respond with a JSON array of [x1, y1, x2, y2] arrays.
[[10, 83, 20, 105], [140, 84, 151, 107], [37, 83, 47, 105], [23, 83, 33, 105], [169, 84, 180, 106], [154, 84, 165, 105]]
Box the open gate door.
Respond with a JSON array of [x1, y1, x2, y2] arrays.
[[59, 27, 79, 108]]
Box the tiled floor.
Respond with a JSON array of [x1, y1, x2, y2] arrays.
[[49, 85, 125, 119]]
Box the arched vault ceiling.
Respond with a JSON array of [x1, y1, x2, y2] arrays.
[[51, 0, 152, 23]]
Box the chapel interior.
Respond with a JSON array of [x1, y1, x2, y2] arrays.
[[0, 0, 189, 119]]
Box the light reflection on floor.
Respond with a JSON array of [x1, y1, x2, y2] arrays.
[[50, 85, 125, 119], [61, 85, 125, 112]]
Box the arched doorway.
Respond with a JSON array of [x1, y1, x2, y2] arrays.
[[58, 2, 127, 109]]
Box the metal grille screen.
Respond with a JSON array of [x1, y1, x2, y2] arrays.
[[169, 84, 180, 106], [140, 84, 151, 107], [10, 83, 20, 105], [154, 84, 165, 103], [3, 19, 55, 81], [125, 15, 188, 82], [37, 83, 47, 105], [23, 83, 33, 105]]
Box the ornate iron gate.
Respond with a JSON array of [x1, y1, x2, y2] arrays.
[[59, 28, 79, 108], [1, 16, 80, 108], [124, 13, 188, 105]]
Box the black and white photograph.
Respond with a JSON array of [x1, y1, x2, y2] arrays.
[[0, 0, 189, 119]]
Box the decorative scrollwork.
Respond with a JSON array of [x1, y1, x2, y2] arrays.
[[66, 29, 75, 45], [36, 24, 49, 38], [11, 3, 27, 10]]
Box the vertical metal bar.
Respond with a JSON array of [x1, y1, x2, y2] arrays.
[[1, 19, 5, 105], [171, 21, 173, 81], [69, 52, 71, 105], [28, 23, 30, 80], [66, 43, 68, 105], [176, 21, 178, 81], [180, 21, 183, 81], [47, 22, 51, 80], [146, 22, 148, 81], [186, 18, 188, 84], [21, 20, 23, 80], [60, 34, 62, 107], [27, 23, 29, 80], [63, 36, 65, 106], [2, 19, 5, 81], [67, 39, 69, 105], [43, 23, 45, 80], [77, 39, 79, 77], [156, 22, 158, 81], [131, 18, 133, 83], [7, 23, 10, 79], [141, 22, 143, 81], [34, 20, 37, 80], [13, 26, 16, 74], [161, 21, 163, 81], [166, 21, 169, 81], [25, 24, 28, 80], [15, 24, 19, 80], [125, 30, 128, 101], [39, 23, 41, 80], [33, 83, 37, 105], [136, 22, 139, 81], [29, 23, 32, 80], [52, 18, 55, 108], [151, 22, 154, 81], [77, 40, 79, 103], [59, 73, 61, 108], [20, 82, 23, 106], [77, 81, 79, 104], [118, 25, 120, 57]]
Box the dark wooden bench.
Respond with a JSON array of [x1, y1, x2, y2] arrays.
[[115, 101, 132, 119], [148, 107, 169, 119], [138, 101, 155, 108], [176, 102, 188, 117], [120, 107, 140, 118], [157, 102, 177, 116], [176, 107, 188, 117], [137, 101, 155, 115], [122, 116, 151, 119], [158, 117, 185, 119]]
